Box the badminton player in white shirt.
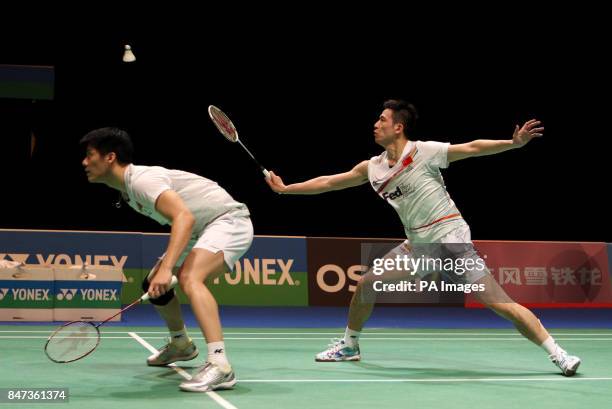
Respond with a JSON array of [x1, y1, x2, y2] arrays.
[[81, 127, 251, 391], [266, 100, 581, 376]]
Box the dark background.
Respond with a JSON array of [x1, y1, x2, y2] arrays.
[[1, 14, 609, 242]]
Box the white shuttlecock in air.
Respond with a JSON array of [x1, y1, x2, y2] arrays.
[[122, 44, 136, 62]]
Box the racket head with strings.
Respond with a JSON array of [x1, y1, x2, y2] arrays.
[[208, 105, 239, 142], [207, 104, 271, 179], [44, 321, 101, 363], [44, 276, 178, 364]]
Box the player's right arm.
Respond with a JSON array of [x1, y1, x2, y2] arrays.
[[266, 160, 369, 194]]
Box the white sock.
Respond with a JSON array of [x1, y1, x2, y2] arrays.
[[540, 336, 563, 356], [170, 327, 189, 346], [343, 328, 361, 347], [207, 341, 231, 372]]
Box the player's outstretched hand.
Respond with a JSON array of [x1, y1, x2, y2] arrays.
[[513, 119, 544, 148]]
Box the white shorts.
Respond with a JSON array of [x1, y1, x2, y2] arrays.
[[151, 212, 253, 276], [188, 212, 254, 270], [387, 225, 490, 284]]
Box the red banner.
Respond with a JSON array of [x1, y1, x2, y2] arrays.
[[466, 241, 612, 308]]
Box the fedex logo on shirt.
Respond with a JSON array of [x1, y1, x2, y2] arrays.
[[382, 186, 403, 200], [381, 183, 412, 201]]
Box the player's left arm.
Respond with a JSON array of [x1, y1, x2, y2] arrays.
[[147, 190, 195, 298], [448, 119, 544, 163]]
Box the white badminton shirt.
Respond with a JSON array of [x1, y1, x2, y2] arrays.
[[123, 164, 249, 235], [368, 141, 466, 243]]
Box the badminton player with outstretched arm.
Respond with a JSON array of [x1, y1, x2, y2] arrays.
[[80, 127, 251, 392], [265, 100, 581, 376]]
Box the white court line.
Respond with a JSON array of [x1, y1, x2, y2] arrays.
[[4, 329, 612, 336], [128, 332, 238, 409], [238, 377, 612, 383], [177, 332, 612, 336], [3, 335, 612, 341], [129, 336, 612, 341]]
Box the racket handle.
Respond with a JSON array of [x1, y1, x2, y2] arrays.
[[262, 169, 271, 179], [141, 275, 179, 301]]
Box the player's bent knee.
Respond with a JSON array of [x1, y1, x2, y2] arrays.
[[178, 275, 201, 295], [141, 276, 176, 306]]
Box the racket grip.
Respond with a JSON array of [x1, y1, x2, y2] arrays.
[[262, 169, 271, 179], [141, 275, 179, 301]]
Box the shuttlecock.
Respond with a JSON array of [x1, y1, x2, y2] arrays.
[[122, 44, 136, 62]]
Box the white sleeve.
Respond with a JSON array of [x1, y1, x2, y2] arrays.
[[130, 168, 173, 209], [419, 141, 450, 169]]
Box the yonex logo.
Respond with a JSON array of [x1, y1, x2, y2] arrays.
[[213, 259, 299, 286], [0, 288, 8, 300], [214, 348, 224, 354], [79, 289, 118, 301], [7, 289, 50, 301], [56, 288, 118, 301], [1, 253, 128, 267], [56, 289, 78, 301]]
